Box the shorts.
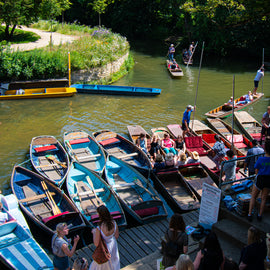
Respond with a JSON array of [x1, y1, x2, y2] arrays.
[[53, 255, 69, 270], [254, 80, 259, 88], [261, 126, 270, 136], [255, 175, 270, 190], [182, 123, 188, 131]]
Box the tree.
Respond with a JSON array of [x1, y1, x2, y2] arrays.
[[58, 0, 72, 24], [0, 0, 41, 40], [92, 0, 114, 27]]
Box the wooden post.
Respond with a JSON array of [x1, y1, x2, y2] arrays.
[[231, 75, 235, 150], [68, 52, 71, 87]]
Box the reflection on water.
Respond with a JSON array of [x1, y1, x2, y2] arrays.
[[0, 51, 269, 193]]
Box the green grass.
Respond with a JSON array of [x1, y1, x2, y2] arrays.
[[0, 26, 40, 44], [0, 21, 132, 82]]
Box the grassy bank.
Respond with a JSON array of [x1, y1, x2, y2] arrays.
[[0, 21, 132, 82]]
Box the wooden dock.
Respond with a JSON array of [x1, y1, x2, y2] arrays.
[[70, 209, 200, 269]]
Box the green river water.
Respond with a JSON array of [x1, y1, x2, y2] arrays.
[[0, 51, 269, 193]]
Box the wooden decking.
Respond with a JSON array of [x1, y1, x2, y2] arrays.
[[70, 210, 200, 268]]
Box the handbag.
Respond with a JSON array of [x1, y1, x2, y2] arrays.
[[92, 229, 111, 264]]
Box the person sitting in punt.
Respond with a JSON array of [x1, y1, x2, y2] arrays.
[[187, 151, 200, 164], [177, 153, 190, 166], [224, 96, 236, 107], [136, 133, 148, 155], [153, 154, 165, 171], [237, 91, 253, 105], [150, 134, 161, 160], [165, 153, 177, 168], [161, 134, 177, 156], [175, 135, 186, 155]]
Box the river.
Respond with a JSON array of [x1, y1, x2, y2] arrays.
[[0, 51, 269, 193]]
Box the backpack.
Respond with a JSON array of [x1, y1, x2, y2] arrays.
[[161, 230, 184, 258]]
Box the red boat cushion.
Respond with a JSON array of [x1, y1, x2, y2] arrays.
[[99, 137, 120, 146], [35, 145, 57, 153], [250, 133, 261, 140], [178, 162, 200, 168], [42, 211, 69, 224], [226, 135, 243, 143], [184, 136, 203, 148], [202, 134, 216, 144], [134, 207, 159, 217], [240, 96, 246, 101], [189, 147, 208, 156], [234, 142, 248, 149], [69, 138, 90, 145]]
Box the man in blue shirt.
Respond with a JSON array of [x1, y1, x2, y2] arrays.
[[244, 139, 264, 177], [168, 44, 175, 62], [253, 64, 264, 95], [181, 105, 195, 137]]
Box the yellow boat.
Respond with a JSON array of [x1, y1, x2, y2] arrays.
[[0, 87, 76, 100]]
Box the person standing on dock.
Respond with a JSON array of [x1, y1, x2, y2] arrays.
[[52, 223, 80, 270], [253, 65, 264, 95], [260, 106, 270, 144], [168, 44, 175, 61], [181, 105, 195, 137]]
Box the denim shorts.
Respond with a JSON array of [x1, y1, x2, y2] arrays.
[[53, 255, 69, 270]]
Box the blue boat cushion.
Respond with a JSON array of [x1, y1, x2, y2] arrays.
[[0, 222, 17, 237], [107, 162, 121, 174], [99, 137, 120, 146], [34, 145, 57, 153], [69, 138, 90, 145]]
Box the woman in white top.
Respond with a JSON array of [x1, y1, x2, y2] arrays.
[[90, 205, 120, 270]]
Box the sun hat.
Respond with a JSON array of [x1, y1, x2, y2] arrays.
[[191, 151, 199, 160]]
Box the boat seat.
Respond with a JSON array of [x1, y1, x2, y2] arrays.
[[107, 162, 121, 174], [250, 133, 261, 140], [226, 135, 247, 149], [134, 207, 159, 218], [34, 145, 57, 153], [184, 136, 208, 156], [42, 211, 69, 224], [69, 138, 90, 145], [91, 211, 122, 223], [99, 137, 120, 146]]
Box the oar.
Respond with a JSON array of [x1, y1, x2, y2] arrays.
[[46, 155, 67, 168], [41, 181, 61, 215], [66, 141, 79, 161], [86, 176, 103, 205]]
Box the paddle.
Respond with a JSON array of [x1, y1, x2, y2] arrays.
[[46, 155, 67, 168], [66, 141, 79, 161], [41, 181, 61, 215], [86, 176, 103, 206]]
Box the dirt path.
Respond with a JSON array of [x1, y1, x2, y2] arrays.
[[10, 26, 79, 51]]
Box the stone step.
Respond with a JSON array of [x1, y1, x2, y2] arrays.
[[213, 218, 249, 250]]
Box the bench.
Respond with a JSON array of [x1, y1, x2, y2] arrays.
[[34, 145, 57, 153], [226, 135, 247, 149], [99, 137, 120, 146], [184, 136, 208, 156], [69, 138, 90, 145], [118, 152, 138, 159]]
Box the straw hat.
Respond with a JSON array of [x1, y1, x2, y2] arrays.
[[191, 151, 199, 160]]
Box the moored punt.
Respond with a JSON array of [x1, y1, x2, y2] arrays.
[[167, 124, 183, 139], [207, 118, 252, 155], [70, 84, 161, 96], [178, 164, 219, 200], [30, 135, 70, 187], [189, 119, 245, 159], [93, 130, 152, 176], [151, 127, 175, 140], [0, 87, 76, 100], [166, 60, 184, 77], [0, 220, 54, 270], [151, 169, 200, 212], [66, 162, 127, 229], [234, 111, 263, 142], [11, 166, 89, 246], [204, 93, 264, 118], [105, 155, 167, 224], [127, 125, 151, 152], [63, 130, 106, 175]]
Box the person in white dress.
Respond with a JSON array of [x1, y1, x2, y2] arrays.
[[90, 205, 120, 270]]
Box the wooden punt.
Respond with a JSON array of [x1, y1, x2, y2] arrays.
[[30, 135, 70, 187], [189, 119, 245, 158], [93, 130, 152, 177], [105, 155, 167, 224], [234, 111, 263, 142], [178, 164, 219, 200], [127, 125, 151, 152], [11, 166, 89, 246], [167, 124, 183, 139], [0, 87, 76, 100], [204, 93, 264, 118], [183, 57, 193, 65], [151, 169, 200, 212], [67, 162, 127, 229], [63, 130, 106, 175], [207, 118, 252, 155], [151, 127, 175, 140], [166, 60, 184, 77]]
